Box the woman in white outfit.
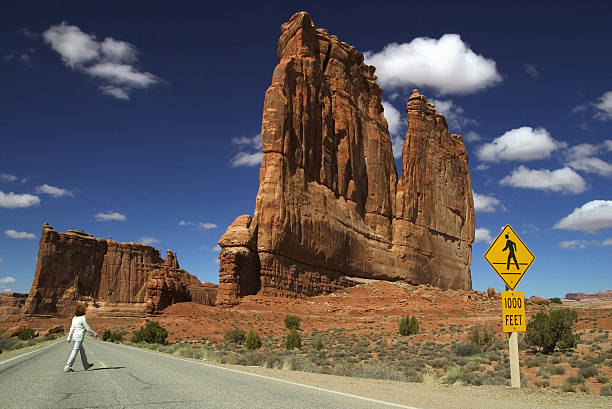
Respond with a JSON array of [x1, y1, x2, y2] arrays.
[[64, 304, 98, 373]]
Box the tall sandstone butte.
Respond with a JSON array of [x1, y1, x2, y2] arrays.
[[218, 12, 474, 305], [23, 223, 216, 315]]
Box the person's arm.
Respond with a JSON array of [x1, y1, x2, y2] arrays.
[[67, 320, 75, 342], [82, 317, 98, 337]]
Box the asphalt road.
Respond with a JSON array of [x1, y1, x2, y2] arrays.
[[0, 339, 412, 409]]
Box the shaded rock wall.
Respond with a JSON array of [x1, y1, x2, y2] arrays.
[[23, 223, 216, 315], [217, 12, 474, 304]]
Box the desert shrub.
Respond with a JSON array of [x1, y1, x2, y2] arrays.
[[101, 329, 112, 341], [467, 324, 496, 350], [450, 342, 482, 356], [109, 330, 125, 343], [0, 335, 17, 351], [286, 329, 302, 350], [245, 330, 262, 350], [525, 309, 578, 354], [525, 354, 547, 368], [224, 328, 246, 344], [311, 335, 324, 351], [549, 297, 562, 304], [18, 329, 35, 341], [536, 364, 565, 378], [131, 321, 168, 344], [596, 374, 608, 383], [579, 365, 598, 378], [284, 315, 301, 330], [601, 384, 612, 396], [398, 315, 419, 336]]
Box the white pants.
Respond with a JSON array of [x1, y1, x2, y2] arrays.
[[65, 339, 89, 369]]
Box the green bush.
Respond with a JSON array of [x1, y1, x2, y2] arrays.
[[109, 331, 126, 343], [398, 315, 419, 336], [601, 383, 612, 396], [549, 297, 562, 304], [18, 329, 36, 341], [311, 335, 324, 351], [224, 328, 246, 344], [245, 330, 262, 350], [286, 329, 302, 350], [450, 342, 482, 356], [101, 329, 112, 341], [131, 321, 168, 344], [284, 316, 301, 330], [467, 324, 496, 350], [579, 365, 598, 378], [525, 309, 579, 354]]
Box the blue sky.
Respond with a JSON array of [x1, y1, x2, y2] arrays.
[[1, 1, 610, 298]]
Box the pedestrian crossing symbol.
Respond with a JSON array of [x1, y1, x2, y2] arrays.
[[484, 224, 534, 290]]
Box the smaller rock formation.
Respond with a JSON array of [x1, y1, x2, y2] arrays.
[[0, 292, 28, 315], [565, 290, 612, 301], [487, 287, 496, 298], [529, 296, 550, 306], [23, 223, 216, 316]]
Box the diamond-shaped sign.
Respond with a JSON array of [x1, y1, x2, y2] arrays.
[[484, 224, 534, 290]]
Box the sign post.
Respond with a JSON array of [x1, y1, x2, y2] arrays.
[[485, 225, 534, 388]]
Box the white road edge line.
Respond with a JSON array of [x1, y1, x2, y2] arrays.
[[0, 340, 63, 365], [101, 340, 421, 409]]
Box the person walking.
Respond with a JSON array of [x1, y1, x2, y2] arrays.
[[64, 304, 98, 373]]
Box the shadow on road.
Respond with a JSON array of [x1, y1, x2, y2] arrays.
[[87, 366, 126, 371]]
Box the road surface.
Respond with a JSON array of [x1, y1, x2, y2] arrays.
[[0, 339, 412, 409]]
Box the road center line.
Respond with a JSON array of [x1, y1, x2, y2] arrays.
[[103, 341, 421, 409], [0, 340, 63, 366]]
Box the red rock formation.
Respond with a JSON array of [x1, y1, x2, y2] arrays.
[[565, 290, 612, 301], [23, 223, 216, 315], [0, 292, 28, 315], [217, 12, 474, 304]]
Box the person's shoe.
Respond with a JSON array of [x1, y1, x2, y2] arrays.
[[85, 363, 94, 370], [64, 366, 73, 373]]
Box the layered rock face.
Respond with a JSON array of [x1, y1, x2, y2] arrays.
[[217, 12, 474, 304], [0, 292, 28, 315], [23, 223, 216, 315]]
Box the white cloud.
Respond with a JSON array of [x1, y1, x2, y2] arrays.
[[0, 276, 16, 284], [522, 64, 539, 77], [602, 238, 612, 246], [363, 34, 502, 95], [464, 131, 482, 142], [382, 101, 405, 159], [554, 200, 612, 232], [43, 22, 160, 99], [474, 163, 489, 171], [473, 193, 503, 213], [230, 151, 264, 167], [559, 240, 591, 249], [474, 228, 492, 243], [594, 91, 612, 121], [34, 184, 74, 198], [0, 191, 40, 208], [99, 85, 129, 100], [4, 230, 36, 239], [500, 166, 586, 194], [430, 99, 477, 131], [230, 135, 264, 167], [212, 244, 221, 252], [477, 127, 565, 162], [94, 211, 126, 221], [604, 140, 612, 151], [564, 142, 612, 177], [19, 28, 39, 40], [178, 221, 217, 230], [138, 236, 159, 245], [0, 174, 18, 183]]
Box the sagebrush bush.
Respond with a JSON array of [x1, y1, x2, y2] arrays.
[[525, 309, 578, 353], [224, 328, 246, 344], [286, 329, 302, 350], [601, 383, 612, 396], [284, 315, 301, 330], [549, 297, 562, 304], [467, 324, 496, 350], [398, 315, 419, 336], [450, 342, 482, 356], [18, 329, 35, 341], [101, 329, 112, 341], [245, 330, 262, 350], [131, 321, 168, 344], [311, 335, 324, 351]]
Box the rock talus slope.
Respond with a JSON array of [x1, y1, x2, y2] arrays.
[[23, 223, 216, 315], [216, 12, 474, 304]]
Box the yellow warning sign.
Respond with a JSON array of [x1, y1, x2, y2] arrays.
[[484, 224, 534, 290], [501, 291, 526, 332]]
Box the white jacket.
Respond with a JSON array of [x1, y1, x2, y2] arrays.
[[67, 315, 97, 342]]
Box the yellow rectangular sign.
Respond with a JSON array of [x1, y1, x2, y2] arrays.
[[501, 291, 526, 332]]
